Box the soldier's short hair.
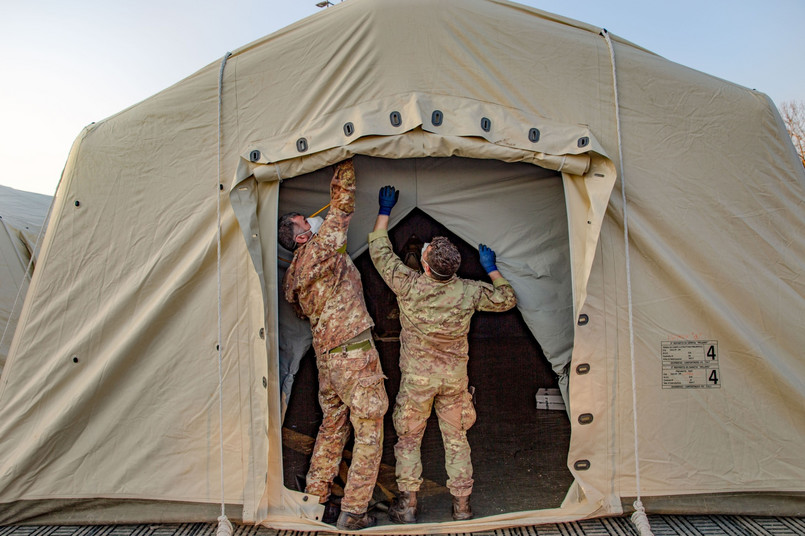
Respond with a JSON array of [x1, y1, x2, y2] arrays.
[[278, 212, 303, 251], [426, 236, 460, 280]]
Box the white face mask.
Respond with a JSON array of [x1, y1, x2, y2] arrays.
[[306, 216, 324, 235], [420, 242, 430, 266]]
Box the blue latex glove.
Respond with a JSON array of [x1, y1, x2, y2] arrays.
[[478, 244, 498, 273], [378, 185, 399, 215]]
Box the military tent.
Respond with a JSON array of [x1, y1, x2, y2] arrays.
[[0, 184, 51, 375], [1, 0, 804, 531]]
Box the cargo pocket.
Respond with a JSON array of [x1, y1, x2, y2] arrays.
[[327, 351, 370, 391], [437, 390, 477, 431], [328, 352, 370, 371], [350, 374, 388, 419], [393, 375, 433, 435]]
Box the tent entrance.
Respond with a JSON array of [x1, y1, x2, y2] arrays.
[[280, 206, 573, 522]]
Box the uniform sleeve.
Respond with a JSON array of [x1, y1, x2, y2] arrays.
[[475, 278, 517, 312], [368, 229, 417, 296], [314, 160, 355, 254], [329, 159, 355, 214], [282, 262, 296, 304], [282, 263, 306, 318]]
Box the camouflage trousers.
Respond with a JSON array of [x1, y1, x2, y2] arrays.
[[392, 373, 477, 497], [306, 336, 388, 514]]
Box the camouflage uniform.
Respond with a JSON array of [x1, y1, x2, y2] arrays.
[[368, 230, 516, 497], [283, 160, 388, 515]]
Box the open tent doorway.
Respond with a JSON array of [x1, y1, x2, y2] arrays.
[[275, 156, 577, 522]]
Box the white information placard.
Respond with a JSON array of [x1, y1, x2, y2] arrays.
[[661, 340, 721, 389]]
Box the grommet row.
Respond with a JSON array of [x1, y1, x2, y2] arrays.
[[574, 305, 594, 467], [245, 111, 581, 157], [574, 303, 594, 468]]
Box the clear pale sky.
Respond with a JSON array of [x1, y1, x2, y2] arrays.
[[2, 0, 803, 196]]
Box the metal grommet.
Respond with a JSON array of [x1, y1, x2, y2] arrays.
[[574, 459, 591, 471], [577, 136, 590, 148], [578, 314, 589, 326], [480, 117, 492, 132], [249, 149, 261, 162], [576, 363, 591, 375], [389, 111, 402, 127], [343, 122, 354, 136], [219, 184, 224, 191], [578, 413, 594, 425], [262, 377, 268, 388], [431, 110, 443, 126], [303, 496, 309, 502], [528, 128, 540, 142], [296, 138, 308, 152], [72, 356, 79, 363], [259, 328, 265, 340], [74, 200, 80, 207]]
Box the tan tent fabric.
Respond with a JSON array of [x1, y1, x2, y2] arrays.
[[0, 184, 51, 374], [1, 0, 804, 531]]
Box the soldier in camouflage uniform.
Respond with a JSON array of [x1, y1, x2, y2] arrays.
[[368, 185, 517, 523], [279, 159, 388, 531]]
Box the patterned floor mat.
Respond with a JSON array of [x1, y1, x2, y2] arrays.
[[2, 516, 804, 536]]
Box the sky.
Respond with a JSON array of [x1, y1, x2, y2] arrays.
[[1, 0, 803, 197]]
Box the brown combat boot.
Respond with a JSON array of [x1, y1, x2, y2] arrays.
[[336, 511, 376, 530], [451, 494, 473, 520], [388, 491, 418, 523]]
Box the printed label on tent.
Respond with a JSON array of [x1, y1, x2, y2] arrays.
[[661, 340, 720, 389]]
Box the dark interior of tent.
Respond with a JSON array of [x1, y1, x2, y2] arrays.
[[279, 172, 574, 524]]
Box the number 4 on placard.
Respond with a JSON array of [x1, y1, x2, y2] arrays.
[[708, 369, 719, 385], [707, 345, 717, 359]]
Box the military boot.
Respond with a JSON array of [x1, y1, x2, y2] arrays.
[[321, 496, 341, 524], [336, 511, 376, 530], [388, 491, 418, 523], [451, 494, 473, 520]]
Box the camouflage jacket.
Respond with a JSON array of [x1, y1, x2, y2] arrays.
[[283, 160, 374, 356], [368, 229, 517, 378]]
